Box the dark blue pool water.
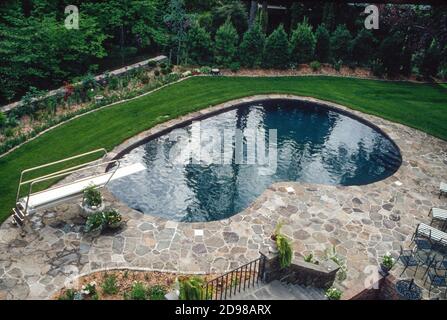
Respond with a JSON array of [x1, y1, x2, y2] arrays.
[[107, 99, 401, 222]]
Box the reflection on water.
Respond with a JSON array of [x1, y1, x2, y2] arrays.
[[107, 99, 401, 222]]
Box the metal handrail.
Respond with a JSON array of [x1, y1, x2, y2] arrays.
[[202, 254, 266, 300], [21, 159, 121, 215], [15, 148, 107, 203]]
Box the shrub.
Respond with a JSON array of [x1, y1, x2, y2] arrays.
[[332, 59, 342, 72], [84, 212, 105, 233], [263, 25, 289, 69], [186, 20, 212, 65], [289, 18, 316, 64], [148, 285, 167, 300], [83, 185, 102, 207], [214, 20, 239, 67], [371, 59, 385, 77], [126, 282, 147, 300], [378, 32, 405, 76], [325, 287, 342, 300], [101, 274, 118, 295], [303, 253, 319, 265], [107, 76, 119, 90], [81, 73, 97, 91], [179, 277, 205, 300], [239, 23, 265, 68], [159, 62, 167, 69], [310, 61, 321, 72], [147, 60, 157, 68], [140, 74, 151, 84], [420, 38, 442, 77], [381, 252, 394, 269], [103, 209, 122, 227], [350, 29, 377, 67], [58, 289, 76, 300], [161, 68, 170, 75], [276, 234, 292, 269], [199, 66, 212, 74], [330, 25, 352, 62], [229, 62, 240, 72], [315, 24, 331, 63], [154, 69, 161, 77], [0, 112, 6, 130]]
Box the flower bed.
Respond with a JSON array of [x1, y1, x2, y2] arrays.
[[55, 269, 217, 300]]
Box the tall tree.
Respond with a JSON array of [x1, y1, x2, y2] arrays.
[[315, 24, 331, 63], [239, 22, 265, 68], [263, 25, 289, 69], [214, 20, 239, 67], [185, 19, 212, 65], [164, 0, 190, 65], [330, 24, 352, 62], [289, 18, 316, 64]]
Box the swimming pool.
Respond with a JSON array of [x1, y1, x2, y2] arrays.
[[107, 99, 402, 222]]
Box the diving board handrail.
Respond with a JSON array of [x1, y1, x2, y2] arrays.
[[21, 159, 121, 214], [15, 148, 108, 203]]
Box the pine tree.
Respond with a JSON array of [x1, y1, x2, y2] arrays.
[[315, 24, 331, 63], [350, 29, 377, 66], [289, 18, 316, 64], [330, 24, 352, 62], [186, 20, 212, 65], [214, 20, 239, 67], [239, 23, 266, 68], [263, 25, 290, 69]]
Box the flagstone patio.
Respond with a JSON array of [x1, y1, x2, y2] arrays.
[[0, 95, 446, 300]]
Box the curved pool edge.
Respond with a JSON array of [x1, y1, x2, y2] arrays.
[[104, 94, 405, 223]]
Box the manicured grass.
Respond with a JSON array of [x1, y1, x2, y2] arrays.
[[0, 76, 446, 223]]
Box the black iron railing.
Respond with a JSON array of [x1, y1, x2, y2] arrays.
[[202, 254, 266, 300]]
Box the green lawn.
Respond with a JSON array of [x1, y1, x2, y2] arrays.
[[0, 76, 446, 223]]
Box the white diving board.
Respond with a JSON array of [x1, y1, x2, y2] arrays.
[[19, 163, 145, 211]]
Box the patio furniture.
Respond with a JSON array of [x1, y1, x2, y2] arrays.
[[413, 223, 447, 247], [429, 208, 447, 230], [440, 182, 447, 199], [395, 279, 422, 300], [424, 260, 447, 298], [397, 246, 420, 276]]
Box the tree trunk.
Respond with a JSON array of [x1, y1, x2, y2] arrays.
[[249, 1, 258, 28]]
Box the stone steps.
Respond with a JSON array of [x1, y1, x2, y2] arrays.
[[227, 280, 327, 300]]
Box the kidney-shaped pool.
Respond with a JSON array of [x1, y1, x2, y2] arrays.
[[107, 99, 402, 222]]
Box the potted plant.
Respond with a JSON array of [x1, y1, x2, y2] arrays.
[[380, 252, 395, 275], [103, 209, 122, 229], [269, 221, 283, 253], [84, 212, 105, 237], [80, 185, 104, 217], [325, 286, 342, 300]]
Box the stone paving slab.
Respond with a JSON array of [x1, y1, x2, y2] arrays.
[[0, 94, 446, 300]]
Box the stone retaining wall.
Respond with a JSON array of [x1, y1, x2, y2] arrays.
[[261, 251, 340, 289]]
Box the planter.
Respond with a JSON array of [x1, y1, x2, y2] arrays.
[[107, 221, 122, 229], [268, 235, 278, 254], [80, 200, 105, 218], [87, 226, 103, 237], [380, 263, 391, 276]]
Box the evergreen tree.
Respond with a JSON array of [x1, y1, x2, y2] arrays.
[[378, 32, 405, 76], [350, 29, 377, 66], [185, 20, 212, 65], [214, 20, 239, 67], [420, 38, 442, 77], [239, 23, 266, 68], [314, 24, 331, 63], [212, 0, 248, 37], [289, 18, 316, 64], [330, 24, 352, 62], [263, 25, 290, 69]]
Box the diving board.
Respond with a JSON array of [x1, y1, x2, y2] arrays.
[[18, 163, 145, 211]]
